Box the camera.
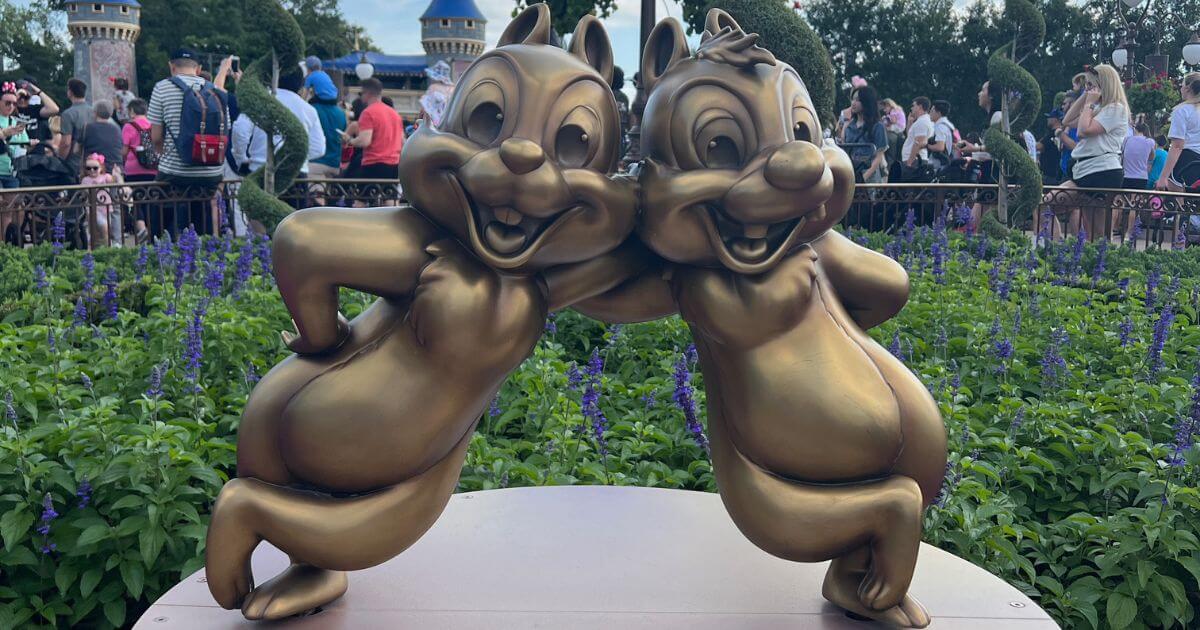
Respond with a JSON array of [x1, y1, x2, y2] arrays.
[[231, 56, 240, 73]]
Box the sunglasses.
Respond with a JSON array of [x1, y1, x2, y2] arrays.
[[0, 100, 15, 106], [85, 165, 101, 172], [1084, 65, 1099, 76]]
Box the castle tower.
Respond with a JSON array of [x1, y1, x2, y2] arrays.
[[67, 0, 141, 104], [420, 0, 486, 67]]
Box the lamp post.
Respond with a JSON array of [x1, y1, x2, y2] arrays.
[[621, 0, 655, 169], [355, 52, 374, 81], [1185, 31, 1200, 66], [1113, 0, 1200, 79]]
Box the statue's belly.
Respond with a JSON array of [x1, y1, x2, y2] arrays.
[[706, 316, 903, 483]]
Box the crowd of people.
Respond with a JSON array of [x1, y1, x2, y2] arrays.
[[833, 67, 1200, 241], [0, 49, 408, 248]]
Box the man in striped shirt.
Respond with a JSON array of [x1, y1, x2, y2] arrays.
[[149, 48, 229, 236]]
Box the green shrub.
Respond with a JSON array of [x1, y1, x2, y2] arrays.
[[0, 246, 33, 304], [3, 224, 1200, 628]]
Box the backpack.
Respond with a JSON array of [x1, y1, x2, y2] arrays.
[[930, 119, 959, 170], [130, 120, 160, 169], [166, 77, 228, 166]]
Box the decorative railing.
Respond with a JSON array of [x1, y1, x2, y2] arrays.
[[1, 179, 1198, 250]]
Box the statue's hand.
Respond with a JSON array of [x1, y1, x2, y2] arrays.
[[282, 313, 351, 355]]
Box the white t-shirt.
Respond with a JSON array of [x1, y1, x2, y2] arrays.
[[902, 113, 934, 162], [1071, 103, 1127, 180], [1168, 103, 1200, 152]]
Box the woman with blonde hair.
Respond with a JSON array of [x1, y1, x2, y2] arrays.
[[1154, 71, 1200, 192], [1054, 64, 1129, 240]]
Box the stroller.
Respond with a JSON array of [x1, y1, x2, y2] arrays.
[[10, 144, 82, 247]]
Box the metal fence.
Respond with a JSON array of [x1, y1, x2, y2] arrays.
[[1, 179, 1199, 251]]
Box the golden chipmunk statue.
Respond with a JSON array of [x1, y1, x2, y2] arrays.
[[576, 10, 948, 627], [203, 4, 642, 620]]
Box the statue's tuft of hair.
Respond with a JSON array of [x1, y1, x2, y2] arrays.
[[696, 25, 776, 68]]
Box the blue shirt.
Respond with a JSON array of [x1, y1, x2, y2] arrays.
[[312, 102, 346, 168], [1059, 128, 1078, 178], [304, 70, 338, 101], [1147, 147, 1168, 187]]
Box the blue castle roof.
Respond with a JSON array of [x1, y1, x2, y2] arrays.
[[420, 0, 484, 21], [86, 0, 141, 6], [324, 51, 427, 76]]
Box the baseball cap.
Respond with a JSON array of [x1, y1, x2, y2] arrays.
[[305, 56, 322, 71], [170, 48, 199, 62], [1044, 109, 1064, 120]]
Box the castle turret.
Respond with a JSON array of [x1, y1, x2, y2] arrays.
[[67, 0, 141, 104], [420, 0, 486, 66]]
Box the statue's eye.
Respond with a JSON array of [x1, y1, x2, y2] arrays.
[[792, 107, 817, 143], [466, 102, 504, 145], [695, 115, 745, 169], [555, 124, 590, 169]]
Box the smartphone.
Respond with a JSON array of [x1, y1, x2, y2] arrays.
[[16, 79, 29, 90], [230, 56, 240, 73]]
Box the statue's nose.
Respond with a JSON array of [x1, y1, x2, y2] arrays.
[[763, 141, 827, 190], [499, 138, 545, 175]]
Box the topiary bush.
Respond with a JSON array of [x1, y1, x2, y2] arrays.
[[0, 245, 33, 304]]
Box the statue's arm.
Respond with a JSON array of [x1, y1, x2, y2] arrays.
[[543, 238, 678, 323], [570, 264, 678, 323], [811, 230, 909, 330], [271, 206, 438, 354]]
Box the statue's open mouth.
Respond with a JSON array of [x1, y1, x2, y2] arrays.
[[699, 204, 814, 274], [446, 173, 582, 269]]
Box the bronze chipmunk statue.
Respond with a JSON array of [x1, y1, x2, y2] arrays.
[[204, 4, 641, 620], [576, 10, 948, 628]]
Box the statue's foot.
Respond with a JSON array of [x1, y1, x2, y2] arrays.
[[823, 565, 930, 628], [241, 563, 347, 620]]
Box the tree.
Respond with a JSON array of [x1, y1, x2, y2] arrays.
[[688, 0, 836, 127], [0, 0, 72, 102]]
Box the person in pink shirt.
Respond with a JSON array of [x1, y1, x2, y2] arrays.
[[881, 98, 907, 133], [120, 98, 158, 243], [81, 153, 120, 247]]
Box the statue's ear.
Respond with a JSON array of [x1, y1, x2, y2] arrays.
[[499, 3, 553, 47], [703, 8, 741, 37], [569, 15, 614, 85], [640, 18, 689, 93]]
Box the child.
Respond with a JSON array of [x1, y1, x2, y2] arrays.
[[111, 78, 135, 126], [82, 153, 122, 248]]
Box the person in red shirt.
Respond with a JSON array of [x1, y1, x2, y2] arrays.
[[346, 78, 403, 180]]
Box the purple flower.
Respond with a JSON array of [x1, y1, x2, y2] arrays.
[[1168, 368, 1200, 467], [953, 204, 972, 228], [232, 237, 255, 293], [935, 326, 948, 349], [1174, 228, 1187, 251], [1119, 316, 1135, 347], [76, 479, 91, 509], [1069, 228, 1086, 282], [146, 363, 163, 398], [102, 268, 119, 320], [1041, 328, 1069, 388], [684, 343, 698, 366], [183, 308, 204, 392], [1009, 407, 1025, 434], [51, 212, 66, 255], [931, 239, 946, 284], [949, 360, 961, 395], [155, 234, 174, 279], [245, 362, 260, 387], [544, 312, 557, 334], [135, 245, 149, 277], [1037, 210, 1053, 247], [175, 227, 200, 289], [1129, 217, 1143, 247], [33, 265, 48, 291], [204, 259, 226, 298], [1117, 277, 1130, 296], [566, 362, 583, 391], [1147, 302, 1175, 376], [81, 374, 93, 392], [586, 347, 604, 379], [992, 338, 1014, 370], [888, 331, 903, 359], [1145, 267, 1161, 314], [1091, 239, 1108, 286], [935, 460, 962, 508], [72, 298, 88, 329], [640, 392, 657, 408], [37, 493, 57, 539], [673, 353, 710, 454], [1013, 309, 1023, 334], [976, 234, 988, 261], [4, 391, 17, 429], [47, 328, 56, 353], [903, 209, 916, 246], [488, 396, 502, 418], [256, 233, 273, 277], [80, 253, 95, 296]]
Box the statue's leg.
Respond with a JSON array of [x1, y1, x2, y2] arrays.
[[205, 421, 475, 620], [704, 388, 929, 627]]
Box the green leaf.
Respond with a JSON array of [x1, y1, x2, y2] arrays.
[[102, 598, 125, 628], [0, 507, 33, 552], [79, 568, 102, 599], [119, 560, 145, 599], [1177, 554, 1200, 590], [1107, 591, 1137, 629], [54, 562, 79, 596], [76, 524, 111, 548]]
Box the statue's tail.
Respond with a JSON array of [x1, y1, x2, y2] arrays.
[[204, 422, 474, 609]]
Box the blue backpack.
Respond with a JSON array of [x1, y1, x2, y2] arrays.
[[166, 77, 228, 166]]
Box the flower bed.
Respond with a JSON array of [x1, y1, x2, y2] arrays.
[[1, 218, 1199, 628]]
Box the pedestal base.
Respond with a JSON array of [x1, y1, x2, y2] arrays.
[[136, 486, 1057, 629]]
